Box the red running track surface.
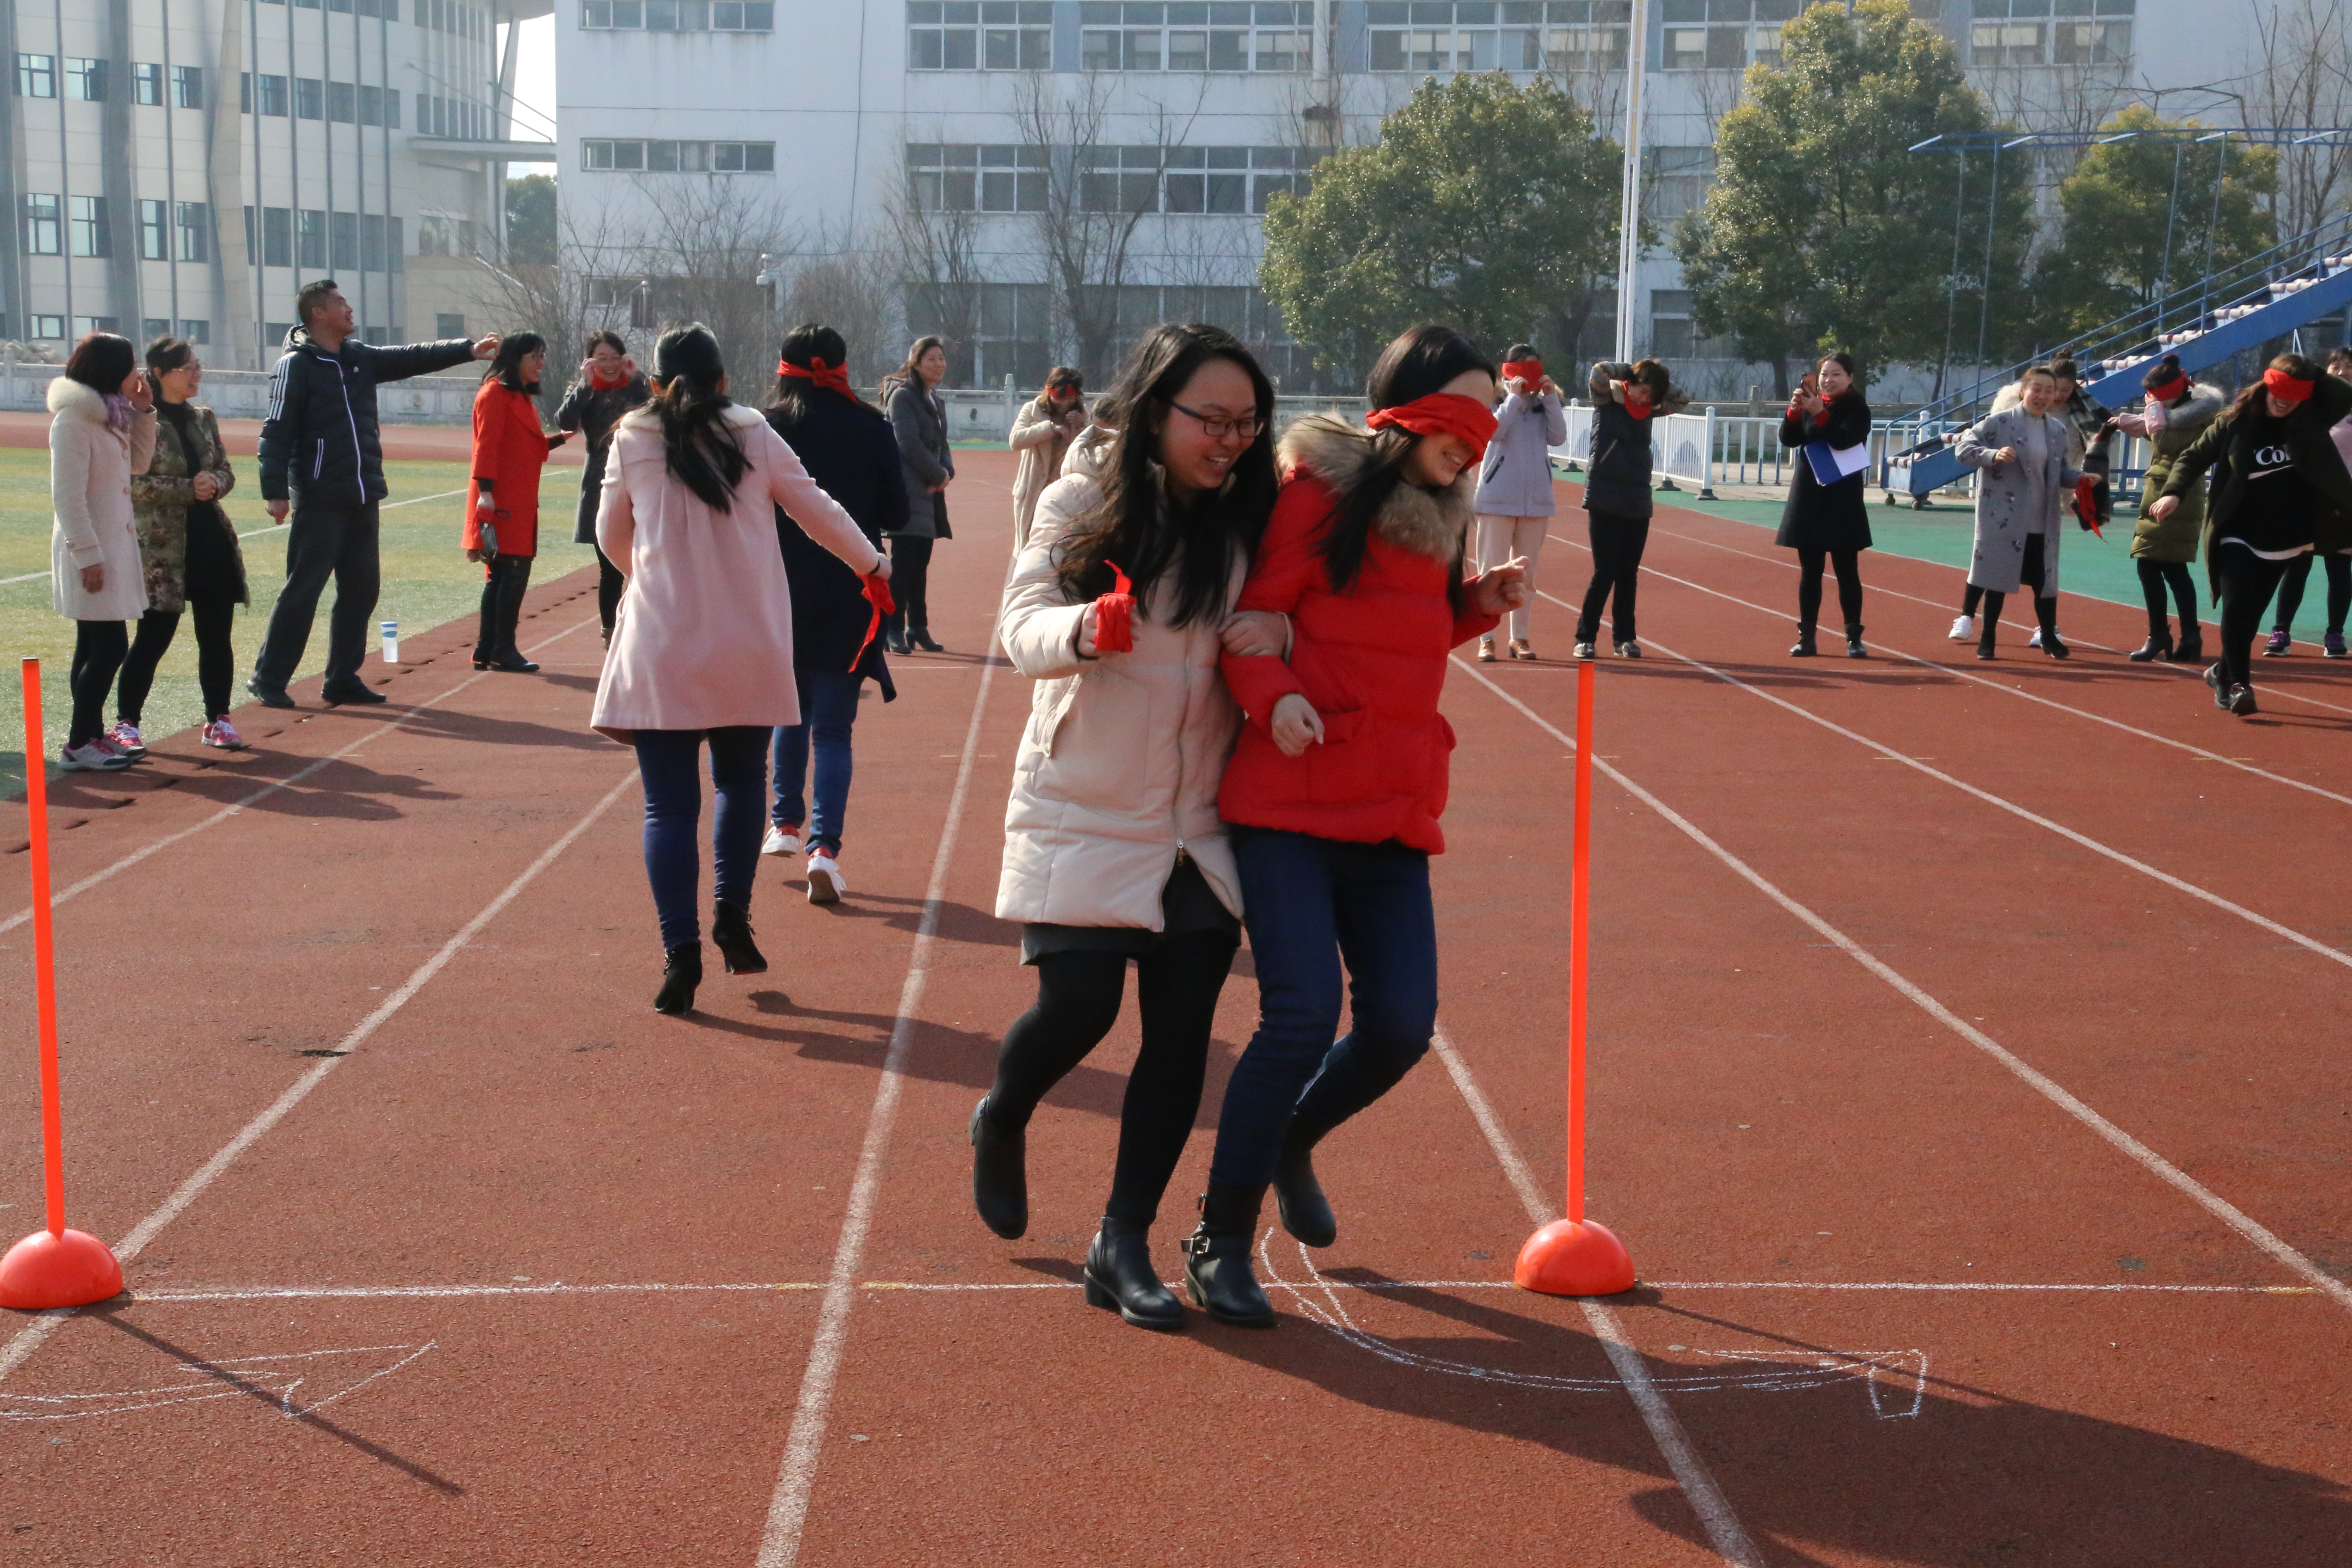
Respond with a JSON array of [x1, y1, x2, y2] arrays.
[[0, 452, 2346, 1565]]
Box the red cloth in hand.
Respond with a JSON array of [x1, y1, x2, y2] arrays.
[[1092, 560, 1136, 654], [851, 573, 896, 671], [2073, 475, 2105, 536]]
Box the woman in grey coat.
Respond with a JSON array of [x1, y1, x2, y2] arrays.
[[1955, 364, 2084, 660], [1469, 343, 1568, 660], [883, 335, 955, 653]]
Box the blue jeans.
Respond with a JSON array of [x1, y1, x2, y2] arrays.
[[1207, 828, 1439, 1188], [631, 726, 770, 952], [770, 669, 863, 853]]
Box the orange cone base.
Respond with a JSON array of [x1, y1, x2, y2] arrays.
[[0, 1228, 125, 1310], [1514, 1218, 1637, 1297]]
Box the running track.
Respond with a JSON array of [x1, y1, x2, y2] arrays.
[[0, 453, 2346, 1565]]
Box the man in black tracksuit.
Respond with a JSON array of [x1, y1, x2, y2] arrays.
[[248, 279, 494, 706]]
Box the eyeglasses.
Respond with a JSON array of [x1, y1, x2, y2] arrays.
[[1169, 401, 1262, 441]]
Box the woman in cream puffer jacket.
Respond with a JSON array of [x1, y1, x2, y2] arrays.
[[971, 322, 1280, 1335], [49, 336, 158, 767]]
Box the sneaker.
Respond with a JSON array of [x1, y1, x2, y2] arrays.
[[1572, 641, 1598, 660], [201, 717, 245, 750], [2263, 628, 2291, 657], [1613, 640, 1641, 659], [60, 740, 132, 772], [2227, 683, 2259, 717], [2205, 662, 2229, 708], [2027, 627, 2043, 649], [2326, 631, 2348, 660], [762, 824, 802, 857], [806, 851, 847, 905], [1476, 637, 1497, 663], [105, 720, 146, 758], [1948, 615, 1975, 642]]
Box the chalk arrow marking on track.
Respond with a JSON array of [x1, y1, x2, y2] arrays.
[[0, 1341, 433, 1423]]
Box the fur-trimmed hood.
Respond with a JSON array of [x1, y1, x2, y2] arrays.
[[2153, 382, 2227, 431], [1276, 412, 1476, 563], [47, 375, 111, 422]]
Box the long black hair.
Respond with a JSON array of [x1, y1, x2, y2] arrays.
[[769, 322, 879, 423], [2229, 351, 2323, 424], [483, 330, 546, 392], [64, 332, 137, 394], [1051, 322, 1278, 630], [648, 323, 748, 510], [1320, 324, 1494, 595]]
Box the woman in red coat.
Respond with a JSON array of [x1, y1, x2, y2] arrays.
[[465, 331, 569, 671], [1181, 325, 1528, 1326]]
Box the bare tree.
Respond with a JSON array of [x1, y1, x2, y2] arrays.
[[2245, 0, 2352, 241], [622, 175, 796, 377], [776, 235, 901, 392], [882, 155, 986, 385]]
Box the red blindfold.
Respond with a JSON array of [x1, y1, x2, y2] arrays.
[[1365, 392, 1499, 461], [2264, 367, 2315, 402]]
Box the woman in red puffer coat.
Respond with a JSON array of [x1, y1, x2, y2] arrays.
[[1179, 325, 1529, 1328], [464, 331, 570, 671]]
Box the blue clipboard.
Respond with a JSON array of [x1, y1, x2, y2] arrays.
[[1805, 440, 1870, 487]]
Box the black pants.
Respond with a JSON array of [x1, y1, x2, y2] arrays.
[[986, 932, 1239, 1229], [2215, 545, 2294, 690], [1977, 534, 2058, 643], [474, 554, 534, 658], [68, 620, 129, 748], [1796, 546, 1864, 632], [594, 544, 625, 634], [117, 599, 237, 725], [2272, 551, 2351, 635], [2136, 558, 2199, 638], [252, 500, 380, 691], [886, 535, 935, 640], [1574, 510, 1650, 643]]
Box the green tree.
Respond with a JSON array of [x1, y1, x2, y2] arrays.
[[1674, 0, 2031, 394], [505, 173, 557, 266], [2028, 107, 2278, 343], [1258, 74, 1620, 380]]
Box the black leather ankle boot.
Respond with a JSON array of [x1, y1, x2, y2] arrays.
[[1272, 1121, 1338, 1248], [970, 1096, 1028, 1239], [1844, 623, 1867, 659], [1181, 1184, 1276, 1328], [711, 899, 767, 975], [1085, 1218, 1184, 1331], [653, 942, 701, 1014], [1789, 625, 1818, 657]]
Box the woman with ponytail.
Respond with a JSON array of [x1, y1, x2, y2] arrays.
[[2259, 343, 2352, 659], [591, 324, 893, 1012], [2113, 352, 2221, 662], [1183, 325, 1527, 1328]]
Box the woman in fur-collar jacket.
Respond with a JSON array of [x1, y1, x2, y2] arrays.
[[2113, 352, 2223, 662], [1183, 325, 1528, 1331], [49, 333, 157, 770]]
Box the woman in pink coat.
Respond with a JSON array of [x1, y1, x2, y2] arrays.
[[591, 324, 891, 1014]]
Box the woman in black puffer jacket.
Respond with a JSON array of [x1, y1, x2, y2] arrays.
[[1775, 350, 1874, 658], [554, 331, 652, 643], [1574, 358, 1683, 660]]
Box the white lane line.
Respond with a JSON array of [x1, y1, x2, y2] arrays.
[[754, 644, 1000, 1568], [0, 492, 471, 584], [1542, 540, 2352, 808], [1, 613, 597, 937], [1430, 1029, 1767, 1568], [0, 766, 641, 1384], [1452, 656, 2352, 1316]]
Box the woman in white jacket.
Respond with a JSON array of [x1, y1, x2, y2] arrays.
[[49, 334, 157, 771], [971, 323, 1280, 1332], [1007, 366, 1085, 550]]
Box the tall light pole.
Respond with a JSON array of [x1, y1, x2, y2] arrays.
[[1613, 0, 1650, 364]]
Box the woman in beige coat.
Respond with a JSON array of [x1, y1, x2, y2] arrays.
[[969, 323, 1280, 1332], [590, 324, 889, 1015], [49, 333, 157, 771], [1008, 366, 1085, 550]]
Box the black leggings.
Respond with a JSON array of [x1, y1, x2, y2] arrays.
[[474, 554, 534, 658], [986, 932, 1238, 1229], [68, 620, 129, 748], [887, 535, 935, 639], [1575, 510, 1650, 643], [594, 543, 625, 634], [1976, 534, 2058, 641], [2272, 551, 2351, 635], [117, 600, 238, 725], [2136, 558, 2199, 637], [1796, 547, 1864, 631], [2215, 545, 2294, 689]]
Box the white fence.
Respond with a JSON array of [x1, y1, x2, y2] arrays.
[[940, 383, 1362, 444]]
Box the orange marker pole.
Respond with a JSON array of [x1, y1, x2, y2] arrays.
[[0, 659, 124, 1309]]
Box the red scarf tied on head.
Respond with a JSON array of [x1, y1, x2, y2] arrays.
[[1365, 392, 1499, 462], [2143, 372, 2189, 405], [1500, 359, 1544, 385], [2264, 366, 2315, 403], [780, 355, 857, 401]]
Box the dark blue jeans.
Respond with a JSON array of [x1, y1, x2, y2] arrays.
[[770, 669, 863, 853], [1207, 828, 1439, 1188], [631, 726, 769, 952]]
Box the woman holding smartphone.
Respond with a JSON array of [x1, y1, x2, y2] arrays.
[[1774, 352, 1873, 658]]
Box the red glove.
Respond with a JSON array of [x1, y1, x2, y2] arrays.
[[1092, 560, 1135, 654], [2073, 475, 2105, 537]]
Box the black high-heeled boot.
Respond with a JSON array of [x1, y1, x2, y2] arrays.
[[2168, 624, 2203, 664], [970, 1096, 1028, 1239], [2129, 627, 2172, 662], [1181, 1184, 1276, 1328], [1844, 623, 1868, 659], [653, 942, 701, 1014], [1788, 625, 1818, 658], [1272, 1121, 1338, 1248], [711, 899, 767, 975], [1084, 1218, 1184, 1331]]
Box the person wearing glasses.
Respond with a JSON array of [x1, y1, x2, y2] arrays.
[[972, 323, 1279, 1332]]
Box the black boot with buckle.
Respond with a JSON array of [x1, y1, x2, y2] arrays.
[[1181, 1185, 1276, 1328]]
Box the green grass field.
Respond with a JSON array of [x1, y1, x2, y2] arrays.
[[2, 451, 601, 795]]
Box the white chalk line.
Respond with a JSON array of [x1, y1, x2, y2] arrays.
[[3, 1341, 436, 1422], [0, 492, 472, 585], [1451, 656, 2352, 1317], [753, 640, 1000, 1568], [1428, 1028, 1767, 1565], [0, 765, 640, 1385], [1540, 536, 2352, 809], [1, 612, 598, 937]]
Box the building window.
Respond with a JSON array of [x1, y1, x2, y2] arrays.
[[252, 205, 294, 267], [332, 210, 359, 268], [177, 201, 210, 262], [180, 319, 211, 344], [134, 62, 164, 105], [18, 53, 55, 98], [417, 214, 476, 255], [1658, 0, 1788, 70], [907, 2, 1052, 69], [582, 138, 775, 172], [1970, 0, 2127, 64], [1077, 1, 1310, 71], [437, 313, 467, 336], [143, 317, 173, 341], [70, 196, 111, 257], [328, 80, 357, 122], [295, 77, 324, 119], [28, 315, 65, 340], [2050, 3, 2132, 64], [66, 57, 107, 101], [361, 213, 400, 270], [906, 144, 1050, 211], [140, 199, 169, 260], [1647, 145, 1715, 223], [581, 0, 775, 28], [1368, 0, 1629, 71], [1069, 144, 1316, 213], [298, 209, 328, 268], [172, 65, 203, 107], [244, 72, 289, 115], [76, 317, 124, 338], [23, 194, 61, 256]]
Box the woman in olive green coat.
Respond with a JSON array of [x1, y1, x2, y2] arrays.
[[2115, 353, 2222, 663]]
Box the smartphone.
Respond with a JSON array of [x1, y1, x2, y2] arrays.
[[1800, 372, 1820, 399]]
